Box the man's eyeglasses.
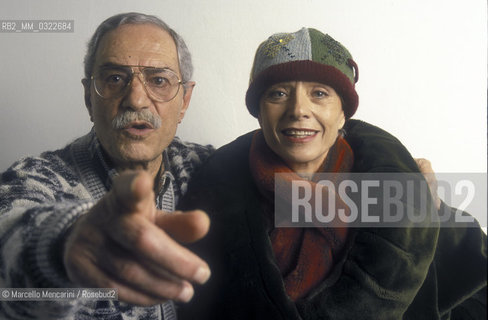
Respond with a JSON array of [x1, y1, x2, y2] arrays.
[[91, 65, 184, 102]]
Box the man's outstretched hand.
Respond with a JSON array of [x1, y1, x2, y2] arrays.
[[64, 171, 211, 306]]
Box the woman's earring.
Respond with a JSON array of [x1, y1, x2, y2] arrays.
[[338, 128, 346, 137]]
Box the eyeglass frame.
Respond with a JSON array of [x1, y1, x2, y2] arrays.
[[90, 64, 186, 102]]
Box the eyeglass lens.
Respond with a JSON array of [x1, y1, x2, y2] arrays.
[[93, 66, 181, 101]]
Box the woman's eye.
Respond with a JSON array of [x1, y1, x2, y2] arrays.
[[265, 90, 287, 101], [271, 91, 286, 97], [312, 89, 329, 98]]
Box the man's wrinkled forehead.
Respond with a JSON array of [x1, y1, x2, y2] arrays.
[[94, 24, 179, 72]]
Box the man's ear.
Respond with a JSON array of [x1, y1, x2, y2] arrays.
[[178, 81, 195, 123], [81, 78, 93, 122]]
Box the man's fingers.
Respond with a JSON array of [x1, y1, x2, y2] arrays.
[[155, 210, 210, 243], [68, 252, 192, 306], [414, 157, 441, 210], [108, 215, 211, 285], [415, 158, 433, 173], [95, 243, 196, 303], [65, 216, 200, 305]]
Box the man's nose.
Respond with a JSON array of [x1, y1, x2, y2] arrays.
[[123, 73, 151, 110]]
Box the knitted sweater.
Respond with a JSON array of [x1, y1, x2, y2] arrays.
[[178, 120, 487, 319], [0, 130, 214, 320]]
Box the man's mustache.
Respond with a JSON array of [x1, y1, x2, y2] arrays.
[[112, 110, 162, 129]]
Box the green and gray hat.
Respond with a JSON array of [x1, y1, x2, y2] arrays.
[[245, 27, 359, 119]]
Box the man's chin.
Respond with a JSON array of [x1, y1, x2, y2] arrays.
[[120, 151, 156, 163], [102, 139, 165, 171], [116, 148, 161, 168]]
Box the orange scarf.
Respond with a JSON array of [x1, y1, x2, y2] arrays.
[[249, 130, 354, 301]]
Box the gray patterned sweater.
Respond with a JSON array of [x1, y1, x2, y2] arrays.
[[0, 130, 214, 320]]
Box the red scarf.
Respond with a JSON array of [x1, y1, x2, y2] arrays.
[[249, 130, 354, 301]]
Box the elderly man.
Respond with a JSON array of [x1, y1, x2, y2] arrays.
[[0, 12, 212, 319]]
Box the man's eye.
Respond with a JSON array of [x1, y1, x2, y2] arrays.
[[108, 75, 121, 83], [104, 74, 125, 84], [148, 76, 169, 87]]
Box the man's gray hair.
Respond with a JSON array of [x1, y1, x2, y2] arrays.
[[84, 12, 193, 83]]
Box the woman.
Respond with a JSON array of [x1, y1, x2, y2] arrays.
[[178, 28, 486, 319]]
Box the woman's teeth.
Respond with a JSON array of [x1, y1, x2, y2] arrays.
[[283, 129, 316, 137]]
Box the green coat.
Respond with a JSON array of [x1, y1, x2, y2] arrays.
[[178, 120, 487, 319]]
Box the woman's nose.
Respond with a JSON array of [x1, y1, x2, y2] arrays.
[[287, 85, 311, 119]]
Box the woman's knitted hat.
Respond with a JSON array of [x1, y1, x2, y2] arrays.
[[245, 28, 359, 119]]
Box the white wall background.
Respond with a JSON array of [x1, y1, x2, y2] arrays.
[[0, 0, 486, 175]]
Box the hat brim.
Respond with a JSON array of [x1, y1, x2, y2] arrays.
[[245, 60, 358, 119]]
